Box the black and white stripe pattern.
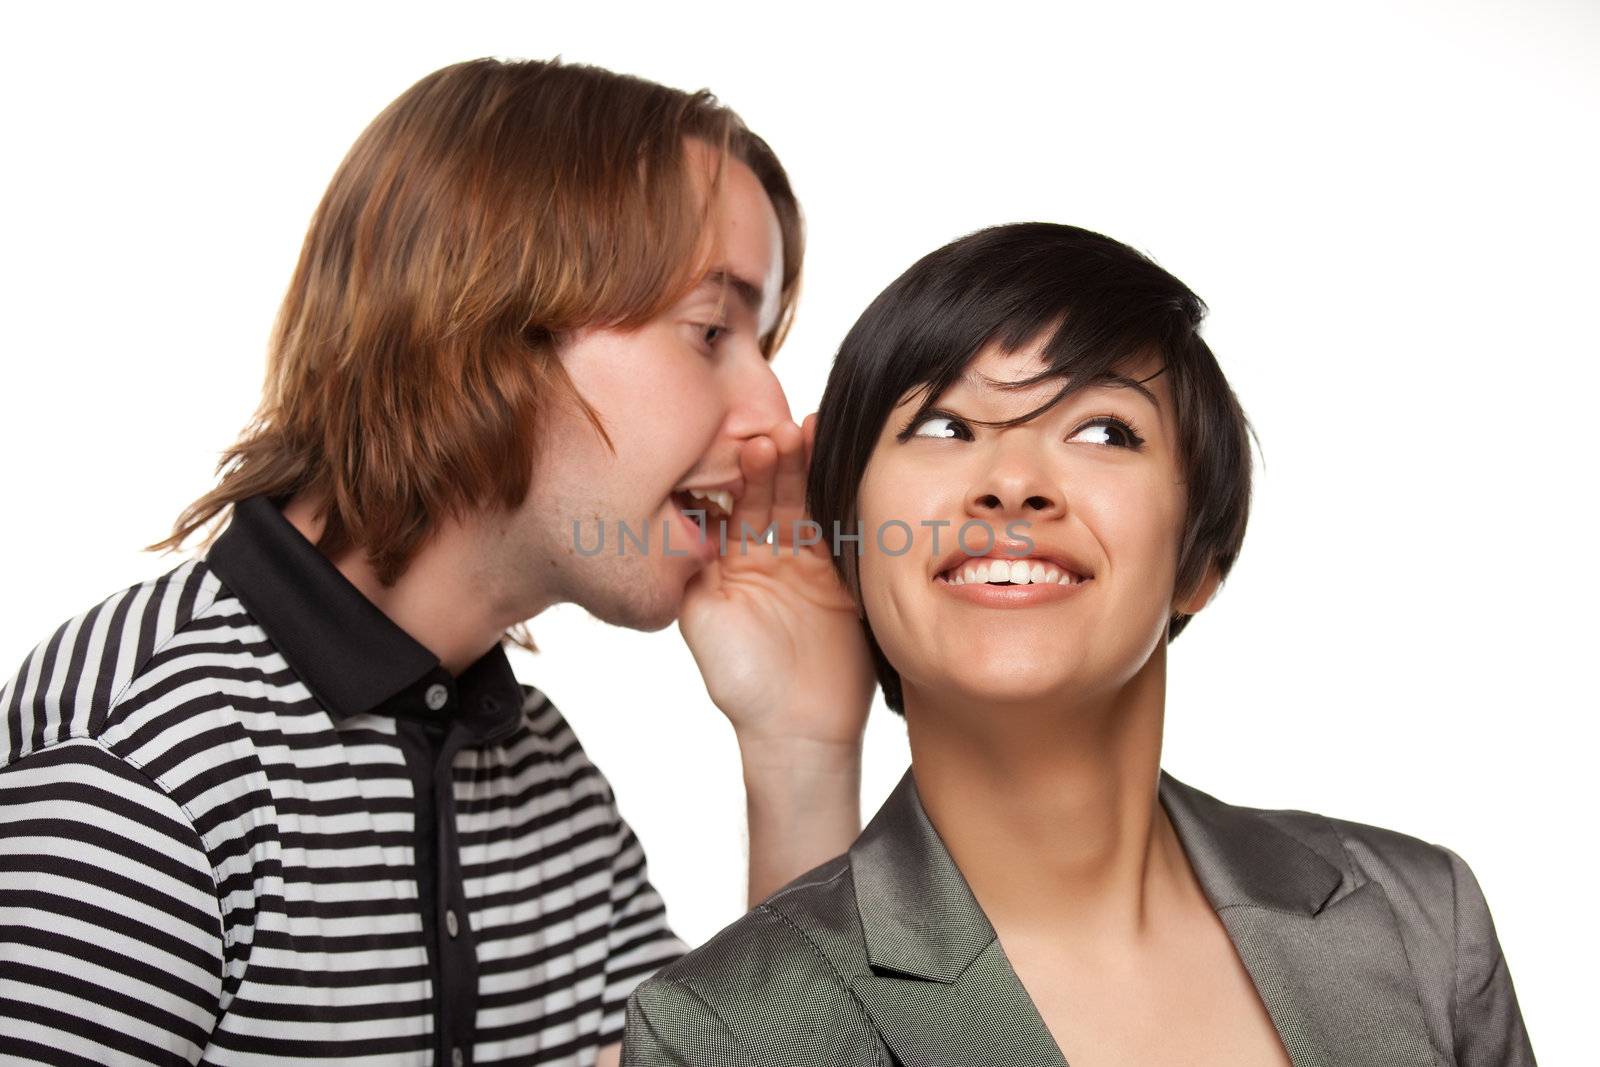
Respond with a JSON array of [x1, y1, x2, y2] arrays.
[[1, 561, 686, 1064]]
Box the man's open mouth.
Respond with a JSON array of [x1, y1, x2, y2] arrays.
[[670, 488, 735, 537]]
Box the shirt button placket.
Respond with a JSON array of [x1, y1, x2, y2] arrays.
[[435, 718, 477, 1067]]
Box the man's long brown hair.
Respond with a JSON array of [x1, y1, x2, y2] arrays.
[[153, 57, 803, 586]]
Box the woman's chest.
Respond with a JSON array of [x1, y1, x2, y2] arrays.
[[1003, 916, 1293, 1067]]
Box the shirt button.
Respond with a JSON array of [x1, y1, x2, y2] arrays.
[[424, 683, 449, 711], [451, 1047, 464, 1067], [445, 908, 459, 938]]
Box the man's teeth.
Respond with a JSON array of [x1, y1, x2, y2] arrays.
[[684, 488, 734, 515], [944, 560, 1083, 586]]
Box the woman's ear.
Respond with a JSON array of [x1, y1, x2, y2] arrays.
[[1174, 560, 1223, 617]]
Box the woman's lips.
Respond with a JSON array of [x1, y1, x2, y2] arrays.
[[934, 571, 1093, 606], [931, 540, 1095, 585]]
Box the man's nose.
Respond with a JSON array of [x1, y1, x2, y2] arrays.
[[725, 351, 793, 438]]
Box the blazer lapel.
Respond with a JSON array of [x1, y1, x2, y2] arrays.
[[847, 769, 1066, 1067], [846, 768, 1440, 1067], [1158, 771, 1441, 1067], [851, 939, 1068, 1067]]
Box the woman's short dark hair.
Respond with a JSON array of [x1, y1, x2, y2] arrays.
[[806, 222, 1257, 715]]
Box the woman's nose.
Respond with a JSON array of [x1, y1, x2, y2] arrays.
[[966, 448, 1064, 523]]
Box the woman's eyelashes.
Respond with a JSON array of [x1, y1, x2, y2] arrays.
[[1074, 415, 1145, 449], [902, 411, 969, 440], [901, 409, 1146, 450]]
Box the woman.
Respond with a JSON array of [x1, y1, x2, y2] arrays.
[[620, 223, 1536, 1066]]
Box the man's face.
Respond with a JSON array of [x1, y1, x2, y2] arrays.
[[504, 141, 790, 631], [854, 341, 1208, 714]]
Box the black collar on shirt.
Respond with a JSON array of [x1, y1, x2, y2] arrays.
[[205, 494, 524, 743]]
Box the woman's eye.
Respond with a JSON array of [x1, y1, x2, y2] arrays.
[[908, 414, 971, 440], [1070, 416, 1145, 449]]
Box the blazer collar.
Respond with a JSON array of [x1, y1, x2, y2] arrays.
[[848, 766, 1342, 983], [846, 766, 1441, 1067], [847, 766, 999, 982]]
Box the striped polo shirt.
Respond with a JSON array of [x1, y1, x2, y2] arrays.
[[0, 495, 687, 1065]]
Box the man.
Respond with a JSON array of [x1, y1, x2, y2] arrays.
[[0, 57, 874, 1066]]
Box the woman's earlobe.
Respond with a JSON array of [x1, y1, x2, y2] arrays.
[[1175, 562, 1224, 617]]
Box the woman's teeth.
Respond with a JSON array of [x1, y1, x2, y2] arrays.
[[942, 560, 1085, 586]]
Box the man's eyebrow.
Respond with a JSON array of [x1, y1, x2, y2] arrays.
[[697, 268, 764, 318]]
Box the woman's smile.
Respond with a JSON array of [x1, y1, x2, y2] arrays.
[[933, 553, 1094, 607]]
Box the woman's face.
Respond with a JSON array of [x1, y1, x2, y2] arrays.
[[855, 337, 1215, 714]]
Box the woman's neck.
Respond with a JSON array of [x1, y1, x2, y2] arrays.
[[903, 647, 1192, 948]]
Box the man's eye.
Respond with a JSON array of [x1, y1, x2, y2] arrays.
[[907, 413, 971, 440], [1070, 416, 1145, 449]]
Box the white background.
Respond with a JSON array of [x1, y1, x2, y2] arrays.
[[2, 1, 1592, 1058]]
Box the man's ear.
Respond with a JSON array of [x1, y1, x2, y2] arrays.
[[1174, 559, 1223, 618]]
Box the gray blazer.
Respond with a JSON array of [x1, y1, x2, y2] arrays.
[[623, 767, 1534, 1066]]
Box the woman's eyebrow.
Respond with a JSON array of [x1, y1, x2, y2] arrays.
[[1093, 373, 1163, 420], [960, 369, 1164, 422]]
